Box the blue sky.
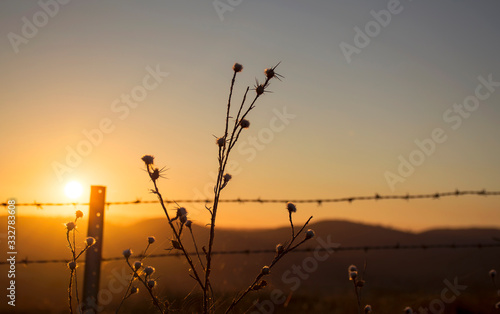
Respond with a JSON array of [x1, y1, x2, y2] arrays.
[[1, 0, 499, 230]]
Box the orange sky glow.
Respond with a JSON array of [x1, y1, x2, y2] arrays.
[[1, 1, 499, 232]]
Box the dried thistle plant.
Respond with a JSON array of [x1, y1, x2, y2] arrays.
[[123, 62, 314, 313], [348, 263, 369, 314], [224, 202, 314, 313], [65, 210, 96, 314], [116, 240, 168, 314]]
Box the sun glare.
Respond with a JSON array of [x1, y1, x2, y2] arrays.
[[65, 181, 83, 199]]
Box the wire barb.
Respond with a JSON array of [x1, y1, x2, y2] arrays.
[[6, 190, 500, 207]]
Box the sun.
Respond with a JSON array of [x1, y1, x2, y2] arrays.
[[65, 181, 83, 199]]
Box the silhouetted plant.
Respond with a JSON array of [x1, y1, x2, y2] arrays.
[[65, 210, 95, 314], [118, 62, 315, 313]]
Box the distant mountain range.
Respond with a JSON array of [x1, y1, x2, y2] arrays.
[[1, 216, 499, 313]]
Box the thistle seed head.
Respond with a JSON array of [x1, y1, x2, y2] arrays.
[[66, 221, 76, 231], [216, 137, 225, 147], [75, 210, 83, 219], [86, 237, 96, 246], [68, 261, 77, 270], [233, 63, 243, 72], [144, 266, 155, 276], [276, 244, 284, 255], [133, 261, 143, 271], [141, 155, 155, 166], [305, 229, 315, 239], [239, 119, 250, 129], [147, 279, 156, 289], [261, 266, 270, 275], [123, 249, 132, 259]]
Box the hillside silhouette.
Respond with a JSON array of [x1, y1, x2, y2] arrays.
[[1, 216, 499, 313]]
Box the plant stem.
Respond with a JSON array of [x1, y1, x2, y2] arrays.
[[68, 269, 74, 314], [225, 216, 313, 313], [126, 259, 165, 313], [151, 178, 205, 292]]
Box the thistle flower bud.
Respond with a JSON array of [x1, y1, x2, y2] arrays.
[[147, 279, 156, 289], [141, 155, 154, 165], [287, 202, 296, 213], [123, 249, 132, 259], [264, 62, 282, 80], [68, 261, 77, 270], [276, 244, 284, 255], [186, 220, 192, 228], [216, 137, 225, 147], [223, 173, 232, 183], [349, 271, 358, 281], [364, 305, 372, 313], [305, 229, 315, 239], [144, 266, 155, 276], [86, 237, 96, 246], [489, 269, 497, 279], [264, 67, 275, 79], [130, 286, 139, 294], [256, 84, 265, 96], [148, 236, 156, 244], [75, 210, 83, 219], [177, 207, 187, 217], [348, 265, 358, 273], [239, 119, 250, 129], [150, 168, 160, 181], [261, 266, 270, 275], [233, 63, 243, 72], [404, 307, 413, 314], [66, 221, 76, 231], [133, 261, 143, 271]]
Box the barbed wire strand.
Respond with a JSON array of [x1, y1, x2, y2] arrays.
[[2, 242, 499, 265], [2, 189, 499, 209]]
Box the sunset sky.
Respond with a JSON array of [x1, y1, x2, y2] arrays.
[[1, 0, 499, 231]]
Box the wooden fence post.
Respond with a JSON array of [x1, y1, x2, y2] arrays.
[[82, 185, 106, 313]]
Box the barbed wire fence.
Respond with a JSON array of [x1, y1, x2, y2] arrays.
[[3, 189, 499, 209], [1, 189, 499, 266], [1, 242, 500, 266]]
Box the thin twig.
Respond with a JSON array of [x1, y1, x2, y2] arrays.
[[125, 259, 165, 313], [150, 173, 205, 292], [189, 227, 206, 271], [225, 216, 313, 313]]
